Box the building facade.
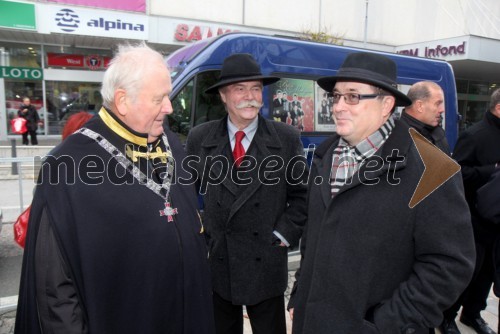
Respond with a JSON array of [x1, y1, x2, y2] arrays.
[[0, 0, 499, 140]]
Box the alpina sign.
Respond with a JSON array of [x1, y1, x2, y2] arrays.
[[48, 6, 148, 39], [397, 42, 466, 59]]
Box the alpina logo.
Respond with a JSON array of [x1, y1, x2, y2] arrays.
[[55, 9, 80, 32], [54, 9, 145, 34]]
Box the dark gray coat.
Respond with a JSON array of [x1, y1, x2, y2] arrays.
[[186, 115, 307, 305], [290, 120, 475, 334]]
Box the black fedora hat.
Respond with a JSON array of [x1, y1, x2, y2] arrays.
[[205, 53, 280, 94], [317, 52, 411, 106]]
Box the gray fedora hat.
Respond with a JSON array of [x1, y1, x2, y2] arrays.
[[317, 52, 411, 106], [205, 53, 279, 94]]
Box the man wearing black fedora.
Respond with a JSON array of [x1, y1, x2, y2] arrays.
[[287, 52, 475, 334], [185, 53, 307, 334]]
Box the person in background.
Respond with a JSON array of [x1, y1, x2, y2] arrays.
[[18, 97, 40, 145], [476, 168, 500, 226], [272, 89, 285, 122], [288, 52, 475, 334], [15, 42, 215, 334], [186, 53, 307, 334], [476, 168, 500, 334], [282, 91, 290, 117], [400, 81, 450, 154], [441, 88, 500, 334]]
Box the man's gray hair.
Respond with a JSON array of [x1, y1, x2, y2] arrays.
[[490, 87, 500, 112], [101, 41, 165, 109]]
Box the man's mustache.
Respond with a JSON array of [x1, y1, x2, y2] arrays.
[[236, 100, 263, 109]]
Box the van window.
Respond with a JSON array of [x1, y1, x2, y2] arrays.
[[193, 71, 226, 126], [168, 80, 192, 142], [168, 70, 226, 142]]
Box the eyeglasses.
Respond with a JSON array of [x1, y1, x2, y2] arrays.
[[330, 92, 389, 105]]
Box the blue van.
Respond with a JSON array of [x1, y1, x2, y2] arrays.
[[165, 32, 459, 150]]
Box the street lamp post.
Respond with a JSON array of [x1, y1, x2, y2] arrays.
[[364, 0, 369, 48]]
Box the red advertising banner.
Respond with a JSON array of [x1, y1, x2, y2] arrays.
[[46, 0, 145, 12], [47, 53, 111, 70], [47, 53, 84, 68]]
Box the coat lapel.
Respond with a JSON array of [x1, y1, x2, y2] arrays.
[[201, 117, 239, 195], [227, 116, 282, 222], [311, 135, 338, 208]]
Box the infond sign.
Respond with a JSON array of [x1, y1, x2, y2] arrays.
[[49, 6, 148, 39], [0, 66, 43, 80], [397, 41, 467, 59]]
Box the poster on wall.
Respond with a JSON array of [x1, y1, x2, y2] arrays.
[[268, 78, 314, 132], [315, 84, 336, 132]]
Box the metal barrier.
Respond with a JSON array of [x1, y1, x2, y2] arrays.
[[0, 157, 37, 213]]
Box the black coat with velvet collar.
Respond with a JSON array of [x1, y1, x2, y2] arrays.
[[15, 110, 215, 334], [185, 115, 307, 305], [289, 120, 475, 334]]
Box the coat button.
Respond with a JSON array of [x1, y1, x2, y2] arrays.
[[253, 231, 259, 236], [226, 229, 231, 235], [255, 257, 261, 261], [254, 202, 259, 207], [217, 201, 221, 206], [218, 257, 224, 261]]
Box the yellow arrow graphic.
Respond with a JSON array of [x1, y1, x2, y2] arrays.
[[408, 128, 461, 208]]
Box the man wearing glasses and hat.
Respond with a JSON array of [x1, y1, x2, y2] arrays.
[[186, 53, 307, 334], [287, 52, 475, 334]]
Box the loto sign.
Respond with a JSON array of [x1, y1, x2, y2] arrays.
[[0, 66, 43, 80]]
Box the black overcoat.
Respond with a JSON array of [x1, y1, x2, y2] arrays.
[[453, 111, 500, 224], [290, 120, 475, 334], [185, 115, 307, 305], [399, 111, 450, 155], [17, 104, 39, 131], [15, 113, 215, 334]]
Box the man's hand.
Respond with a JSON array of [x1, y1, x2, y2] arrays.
[[289, 308, 294, 320]]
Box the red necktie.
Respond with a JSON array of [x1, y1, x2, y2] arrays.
[[233, 131, 246, 167]]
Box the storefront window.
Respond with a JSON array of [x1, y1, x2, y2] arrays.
[[489, 83, 500, 95], [468, 81, 490, 95], [5, 79, 44, 135], [456, 80, 500, 132], [2, 43, 44, 135], [456, 79, 468, 94], [0, 42, 41, 68], [45, 81, 102, 135]]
